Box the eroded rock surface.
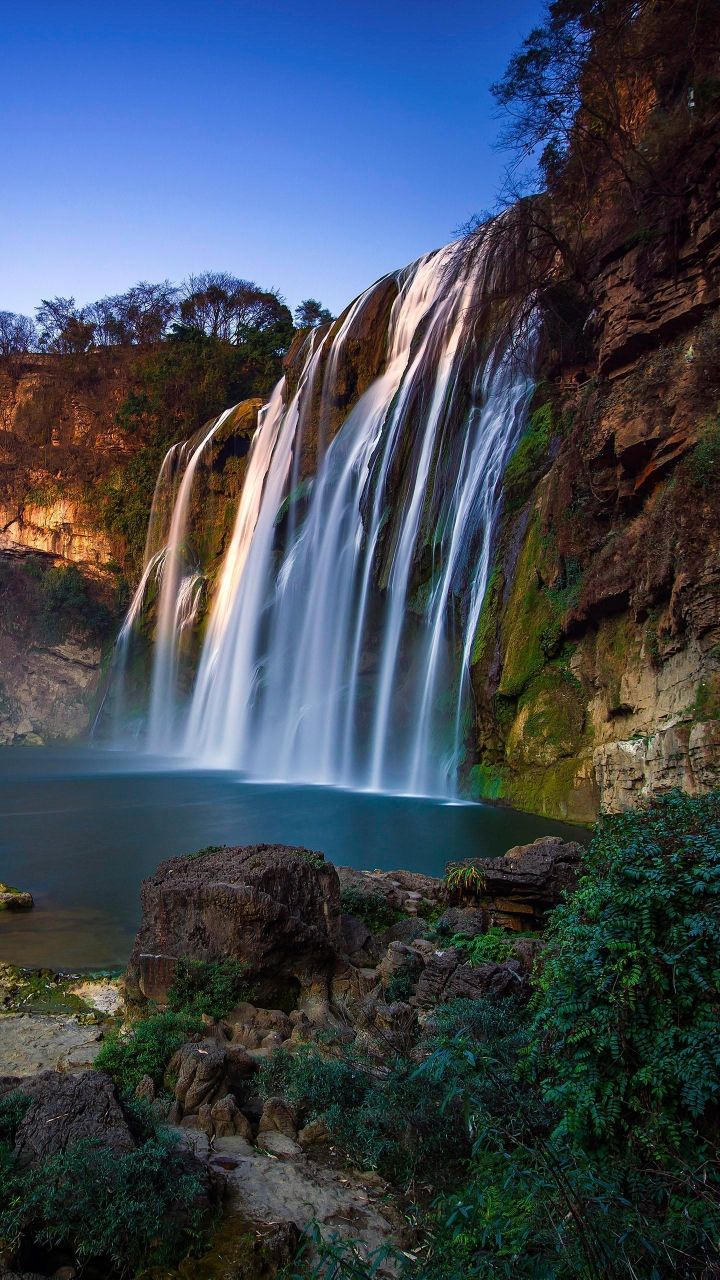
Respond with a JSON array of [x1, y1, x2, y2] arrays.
[[128, 844, 343, 1005]]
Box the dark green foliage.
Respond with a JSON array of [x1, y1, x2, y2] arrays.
[[532, 790, 720, 1153], [98, 320, 292, 572], [339, 886, 404, 932], [448, 927, 517, 965], [290, 848, 326, 870], [94, 1010, 202, 1093], [292, 794, 720, 1279], [383, 972, 416, 1002], [257, 1015, 489, 1185], [0, 1133, 207, 1276], [167, 957, 255, 1019], [0, 1091, 31, 1144], [20, 560, 114, 643]]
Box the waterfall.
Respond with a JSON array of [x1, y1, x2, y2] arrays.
[[110, 227, 536, 796]]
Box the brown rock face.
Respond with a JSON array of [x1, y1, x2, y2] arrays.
[[128, 844, 343, 1005], [447, 837, 584, 929], [481, 836, 583, 909]]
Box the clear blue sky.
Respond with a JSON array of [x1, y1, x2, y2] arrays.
[[1, 0, 544, 319]]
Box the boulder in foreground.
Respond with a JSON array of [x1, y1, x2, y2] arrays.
[[128, 843, 342, 1006]]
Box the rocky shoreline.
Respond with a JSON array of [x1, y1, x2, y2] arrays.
[[0, 835, 581, 1279]]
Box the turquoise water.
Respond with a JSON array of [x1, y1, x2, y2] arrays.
[[0, 746, 586, 969]]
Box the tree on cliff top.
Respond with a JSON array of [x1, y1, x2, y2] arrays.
[[0, 312, 36, 359], [179, 272, 293, 348], [294, 298, 333, 329], [35, 297, 95, 354]]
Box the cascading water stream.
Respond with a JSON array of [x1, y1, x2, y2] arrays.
[[109, 226, 536, 797]]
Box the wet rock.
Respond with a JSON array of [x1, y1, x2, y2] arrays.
[[0, 883, 33, 910], [129, 844, 342, 1005], [12, 1071, 136, 1167]]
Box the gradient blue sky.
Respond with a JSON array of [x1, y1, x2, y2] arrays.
[[2, 1, 544, 319]]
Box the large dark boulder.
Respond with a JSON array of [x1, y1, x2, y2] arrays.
[[128, 843, 343, 1005], [482, 836, 584, 905], [6, 1071, 136, 1168], [448, 835, 584, 928]]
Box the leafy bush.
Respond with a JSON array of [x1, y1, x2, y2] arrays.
[[292, 793, 720, 1279], [444, 862, 485, 898], [0, 1091, 31, 1143], [94, 1010, 202, 1093], [531, 790, 720, 1154], [339, 886, 404, 932], [167, 957, 255, 1019], [448, 927, 516, 965], [383, 972, 416, 1002], [0, 1133, 208, 1275]]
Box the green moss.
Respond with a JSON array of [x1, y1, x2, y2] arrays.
[[468, 763, 506, 802], [471, 566, 501, 665], [508, 667, 587, 766], [502, 401, 555, 513], [498, 516, 557, 697], [0, 968, 95, 1017]]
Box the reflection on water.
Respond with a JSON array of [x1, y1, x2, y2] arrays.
[[0, 746, 587, 970]]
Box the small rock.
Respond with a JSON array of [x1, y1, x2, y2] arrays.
[[258, 1096, 298, 1140], [134, 1074, 156, 1103], [298, 1117, 330, 1147], [256, 1130, 303, 1159], [260, 1030, 285, 1051], [0, 883, 33, 911], [436, 907, 486, 937]]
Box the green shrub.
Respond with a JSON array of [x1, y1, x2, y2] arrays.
[[531, 790, 720, 1154], [339, 886, 404, 932], [184, 843, 228, 860], [167, 957, 255, 1019], [94, 1010, 202, 1093], [0, 1091, 31, 1144], [0, 1133, 208, 1275], [383, 972, 416, 1002], [291, 794, 720, 1280], [448, 927, 517, 964]]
